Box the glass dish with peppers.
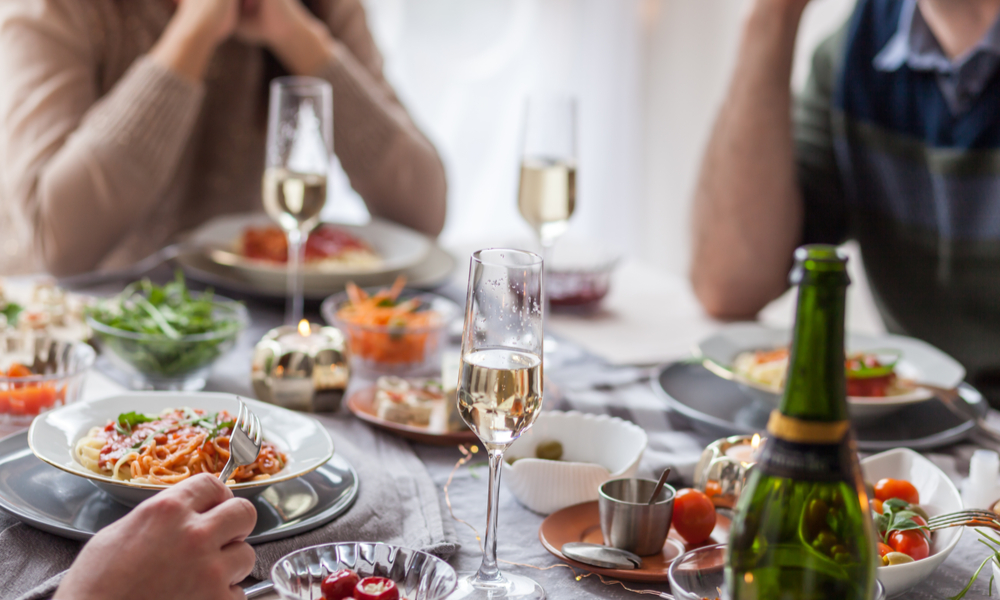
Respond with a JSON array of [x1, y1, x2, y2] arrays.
[[0, 338, 94, 424]]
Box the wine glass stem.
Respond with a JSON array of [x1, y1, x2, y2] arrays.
[[475, 447, 506, 584], [286, 228, 306, 325], [539, 240, 554, 333]]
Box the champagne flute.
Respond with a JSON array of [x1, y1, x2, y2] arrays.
[[517, 94, 577, 267], [452, 249, 546, 600], [264, 76, 333, 325]]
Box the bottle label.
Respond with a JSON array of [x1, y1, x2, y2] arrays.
[[756, 434, 854, 481]]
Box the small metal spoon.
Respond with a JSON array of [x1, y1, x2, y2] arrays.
[[648, 467, 671, 505]]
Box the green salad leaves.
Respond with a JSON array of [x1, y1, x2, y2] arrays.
[[87, 272, 244, 378]]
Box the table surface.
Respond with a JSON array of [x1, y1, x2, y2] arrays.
[[4, 260, 997, 600]]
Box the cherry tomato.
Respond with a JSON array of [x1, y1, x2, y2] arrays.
[[354, 576, 399, 600], [320, 569, 359, 600], [877, 542, 893, 558], [671, 488, 717, 545], [874, 479, 919, 505], [6, 364, 32, 378], [911, 515, 928, 528], [889, 530, 929, 561]]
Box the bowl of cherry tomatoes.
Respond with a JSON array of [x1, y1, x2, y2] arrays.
[[271, 541, 457, 600], [1, 338, 94, 424], [860, 448, 963, 597]]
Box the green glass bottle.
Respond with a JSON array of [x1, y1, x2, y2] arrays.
[[725, 245, 877, 600]]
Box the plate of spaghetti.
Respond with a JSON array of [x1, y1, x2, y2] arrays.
[[28, 392, 334, 506]]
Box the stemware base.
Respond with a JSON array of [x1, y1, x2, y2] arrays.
[[450, 572, 546, 600]]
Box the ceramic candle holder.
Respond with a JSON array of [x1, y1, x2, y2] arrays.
[[692, 434, 762, 509], [251, 321, 349, 412]]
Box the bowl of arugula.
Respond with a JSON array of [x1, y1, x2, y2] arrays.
[[86, 273, 248, 391]]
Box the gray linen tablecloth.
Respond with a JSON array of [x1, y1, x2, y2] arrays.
[[3, 275, 999, 599]]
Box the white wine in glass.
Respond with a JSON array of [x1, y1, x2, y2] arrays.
[[518, 95, 577, 258], [517, 157, 576, 247], [264, 76, 333, 326], [452, 249, 546, 600]]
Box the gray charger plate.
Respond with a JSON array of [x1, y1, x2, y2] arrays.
[[654, 362, 987, 451], [0, 430, 358, 544]]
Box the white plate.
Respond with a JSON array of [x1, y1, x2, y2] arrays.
[[861, 448, 963, 597], [186, 213, 431, 285], [28, 392, 334, 506], [697, 323, 966, 424]]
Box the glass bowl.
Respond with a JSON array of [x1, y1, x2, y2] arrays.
[[0, 337, 94, 425], [667, 544, 886, 600], [271, 541, 458, 600], [87, 296, 248, 391], [321, 289, 459, 377], [546, 241, 619, 314]]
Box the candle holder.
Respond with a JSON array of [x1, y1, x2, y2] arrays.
[[693, 434, 762, 509], [251, 321, 349, 412]]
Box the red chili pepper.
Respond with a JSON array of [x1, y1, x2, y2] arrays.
[[320, 569, 360, 600], [353, 576, 399, 600]]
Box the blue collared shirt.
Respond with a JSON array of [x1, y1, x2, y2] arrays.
[[873, 0, 1000, 114]]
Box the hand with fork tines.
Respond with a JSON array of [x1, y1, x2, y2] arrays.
[[219, 398, 262, 484]]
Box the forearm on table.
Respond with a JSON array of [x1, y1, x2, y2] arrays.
[[318, 48, 447, 237], [30, 58, 204, 275], [690, 0, 808, 318]]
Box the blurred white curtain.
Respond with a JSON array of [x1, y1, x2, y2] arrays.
[[329, 0, 856, 274]]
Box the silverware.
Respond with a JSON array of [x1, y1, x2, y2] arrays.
[[598, 477, 676, 556], [910, 382, 1000, 444], [648, 467, 671, 505], [219, 398, 262, 484], [927, 509, 1000, 533], [243, 579, 275, 598], [561, 542, 643, 570]]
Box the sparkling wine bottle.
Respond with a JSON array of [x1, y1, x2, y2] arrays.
[[725, 245, 878, 600]]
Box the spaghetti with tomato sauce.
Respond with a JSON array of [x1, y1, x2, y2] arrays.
[[74, 408, 287, 484]]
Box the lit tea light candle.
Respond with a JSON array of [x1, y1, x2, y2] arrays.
[[278, 320, 329, 351], [724, 433, 762, 465]]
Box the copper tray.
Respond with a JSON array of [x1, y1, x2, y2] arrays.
[[538, 500, 730, 582]]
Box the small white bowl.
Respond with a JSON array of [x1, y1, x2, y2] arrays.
[[861, 448, 963, 597], [502, 411, 647, 515]]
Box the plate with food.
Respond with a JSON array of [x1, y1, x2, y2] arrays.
[[183, 213, 430, 289], [697, 323, 966, 423], [0, 279, 94, 342], [346, 375, 477, 446], [28, 392, 334, 506], [322, 280, 460, 377], [861, 448, 963, 597]]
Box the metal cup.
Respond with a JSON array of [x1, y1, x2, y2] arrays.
[[599, 477, 676, 556]]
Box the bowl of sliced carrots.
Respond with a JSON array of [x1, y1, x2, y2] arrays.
[[321, 277, 460, 376], [1, 338, 94, 424]]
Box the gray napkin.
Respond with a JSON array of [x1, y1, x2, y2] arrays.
[[3, 413, 458, 600]]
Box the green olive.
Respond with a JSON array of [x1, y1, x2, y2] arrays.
[[813, 530, 837, 553], [829, 544, 848, 557], [908, 504, 930, 522], [834, 552, 853, 564], [535, 440, 563, 461], [805, 498, 830, 536], [505, 456, 519, 466], [884, 552, 915, 566]]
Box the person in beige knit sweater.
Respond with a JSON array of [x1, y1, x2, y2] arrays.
[[0, 0, 447, 276]]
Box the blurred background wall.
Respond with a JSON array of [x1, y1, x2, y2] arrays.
[[327, 0, 869, 321]]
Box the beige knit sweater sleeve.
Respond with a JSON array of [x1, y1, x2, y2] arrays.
[[0, 1, 205, 275], [317, 0, 447, 238]]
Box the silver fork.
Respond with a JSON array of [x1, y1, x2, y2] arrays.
[[927, 509, 1000, 533], [219, 399, 262, 484]]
